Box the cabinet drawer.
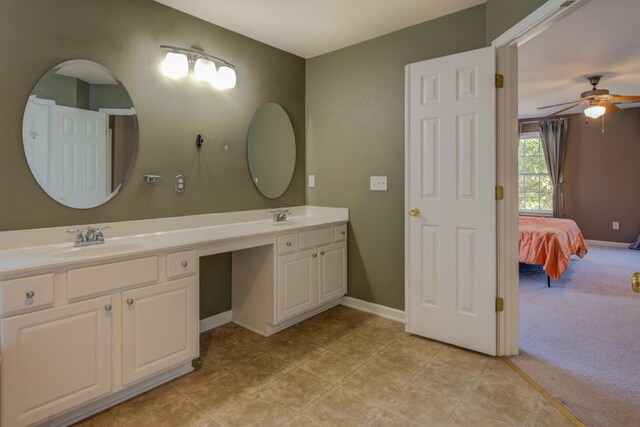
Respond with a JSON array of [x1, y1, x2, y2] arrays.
[[334, 224, 347, 242], [1, 273, 54, 316], [277, 233, 298, 254], [299, 227, 332, 250], [167, 250, 197, 279], [68, 256, 159, 300]]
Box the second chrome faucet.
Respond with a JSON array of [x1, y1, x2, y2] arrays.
[[67, 226, 111, 247]]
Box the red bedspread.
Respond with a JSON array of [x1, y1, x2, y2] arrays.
[[519, 216, 588, 280]]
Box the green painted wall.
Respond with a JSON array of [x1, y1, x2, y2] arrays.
[[306, 5, 487, 310], [485, 0, 547, 44], [0, 0, 305, 319]]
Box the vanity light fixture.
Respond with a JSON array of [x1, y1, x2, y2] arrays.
[[160, 45, 236, 89]]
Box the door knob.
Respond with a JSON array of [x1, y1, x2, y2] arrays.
[[632, 272, 640, 293], [409, 208, 421, 217]]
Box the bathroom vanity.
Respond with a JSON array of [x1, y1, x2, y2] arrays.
[[0, 206, 348, 426]]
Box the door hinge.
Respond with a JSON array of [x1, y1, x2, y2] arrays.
[[496, 297, 504, 312], [495, 185, 504, 200], [495, 73, 504, 89]]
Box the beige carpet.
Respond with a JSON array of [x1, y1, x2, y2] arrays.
[[512, 244, 640, 427]]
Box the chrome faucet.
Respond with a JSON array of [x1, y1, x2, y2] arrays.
[[271, 209, 291, 223], [67, 226, 111, 247]]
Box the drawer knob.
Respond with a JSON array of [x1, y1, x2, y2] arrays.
[[104, 304, 112, 312], [181, 261, 189, 268], [127, 298, 134, 306], [312, 253, 317, 258], [320, 251, 325, 256], [341, 231, 346, 235], [286, 241, 292, 247], [25, 290, 35, 299]]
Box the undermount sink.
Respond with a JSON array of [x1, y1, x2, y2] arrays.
[[38, 243, 143, 258]]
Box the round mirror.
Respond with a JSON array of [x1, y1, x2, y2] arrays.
[[247, 103, 296, 199], [22, 60, 138, 209]]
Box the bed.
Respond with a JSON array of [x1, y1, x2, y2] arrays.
[[519, 216, 588, 286]]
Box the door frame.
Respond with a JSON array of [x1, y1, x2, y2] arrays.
[[493, 0, 592, 355]]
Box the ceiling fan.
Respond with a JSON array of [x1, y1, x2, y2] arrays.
[[538, 75, 640, 119]]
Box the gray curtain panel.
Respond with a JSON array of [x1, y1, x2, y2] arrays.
[[538, 118, 568, 218]]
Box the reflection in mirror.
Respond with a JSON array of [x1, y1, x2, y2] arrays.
[[247, 103, 296, 199], [23, 60, 138, 209]]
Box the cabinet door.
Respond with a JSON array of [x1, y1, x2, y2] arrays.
[[277, 249, 317, 323], [1, 296, 113, 427], [318, 241, 348, 304], [122, 277, 198, 386]]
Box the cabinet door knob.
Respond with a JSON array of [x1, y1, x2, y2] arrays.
[[320, 251, 325, 256], [286, 241, 292, 247], [25, 290, 35, 299], [312, 253, 317, 258], [341, 231, 346, 235], [127, 298, 134, 306], [181, 260, 189, 268], [104, 304, 112, 312]]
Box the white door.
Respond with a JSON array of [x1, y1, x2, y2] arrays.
[[406, 46, 497, 355], [1, 296, 113, 427], [277, 249, 317, 322], [49, 105, 108, 208], [22, 100, 51, 189], [318, 241, 347, 304], [122, 277, 198, 386]]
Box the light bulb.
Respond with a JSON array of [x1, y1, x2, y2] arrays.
[[194, 58, 217, 82], [212, 66, 236, 89], [584, 105, 606, 119], [161, 52, 188, 79]]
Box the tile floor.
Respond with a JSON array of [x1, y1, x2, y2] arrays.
[[76, 306, 575, 427]]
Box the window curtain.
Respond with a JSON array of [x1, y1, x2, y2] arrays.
[[538, 118, 568, 218]]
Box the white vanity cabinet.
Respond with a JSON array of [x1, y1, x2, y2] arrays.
[[0, 253, 199, 427], [1, 295, 114, 427], [121, 277, 198, 386], [277, 224, 348, 320]]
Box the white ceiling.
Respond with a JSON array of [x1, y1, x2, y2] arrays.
[[154, 0, 485, 58], [519, 0, 640, 118], [55, 63, 118, 85]]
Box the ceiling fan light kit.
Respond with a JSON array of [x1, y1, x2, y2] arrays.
[[537, 75, 640, 120]]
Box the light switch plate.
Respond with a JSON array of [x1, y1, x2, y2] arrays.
[[370, 176, 387, 191], [309, 175, 315, 188]]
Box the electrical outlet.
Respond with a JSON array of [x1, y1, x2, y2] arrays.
[[613, 221, 620, 230], [370, 176, 387, 191], [175, 175, 185, 193], [308, 175, 315, 188]]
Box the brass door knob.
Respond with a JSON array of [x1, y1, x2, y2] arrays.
[[632, 272, 640, 293], [409, 208, 421, 217]]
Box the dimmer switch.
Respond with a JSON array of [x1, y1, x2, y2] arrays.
[[175, 175, 185, 193]]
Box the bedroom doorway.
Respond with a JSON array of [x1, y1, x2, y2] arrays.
[[496, 0, 640, 425]]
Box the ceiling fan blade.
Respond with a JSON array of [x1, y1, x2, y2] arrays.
[[537, 100, 583, 110], [609, 95, 640, 102], [601, 100, 622, 113], [546, 102, 584, 116]]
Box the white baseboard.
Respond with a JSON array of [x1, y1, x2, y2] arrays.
[[585, 239, 630, 248], [199, 310, 232, 333], [340, 296, 405, 323]]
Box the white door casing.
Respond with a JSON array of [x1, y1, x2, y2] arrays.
[[49, 105, 108, 208], [1, 295, 114, 427], [405, 46, 497, 355]]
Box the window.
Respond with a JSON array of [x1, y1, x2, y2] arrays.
[[518, 133, 553, 213]]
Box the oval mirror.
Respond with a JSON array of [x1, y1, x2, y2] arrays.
[[22, 59, 139, 209], [247, 103, 296, 199]]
